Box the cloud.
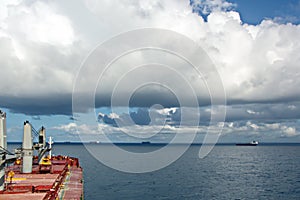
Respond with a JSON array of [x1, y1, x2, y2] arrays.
[[190, 0, 236, 16], [52, 122, 78, 133], [98, 112, 117, 126], [0, 1, 87, 114], [281, 126, 298, 137], [32, 115, 41, 120], [220, 120, 299, 139], [96, 103, 300, 128], [50, 116, 300, 142], [0, 0, 299, 125], [52, 122, 100, 135], [98, 108, 167, 126]]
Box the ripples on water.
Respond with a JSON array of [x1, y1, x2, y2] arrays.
[[9, 144, 300, 199]]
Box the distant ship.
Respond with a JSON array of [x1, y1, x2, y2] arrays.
[[236, 141, 259, 146], [141, 141, 151, 145], [89, 141, 101, 144]]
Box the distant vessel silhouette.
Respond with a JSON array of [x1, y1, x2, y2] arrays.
[[236, 141, 259, 146], [89, 141, 100, 144], [141, 141, 151, 145]]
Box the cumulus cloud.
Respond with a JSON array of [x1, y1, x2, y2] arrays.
[[52, 122, 78, 133], [0, 0, 300, 144], [84, 103, 299, 141], [52, 122, 100, 135], [0, 1, 87, 114], [50, 115, 299, 142], [281, 126, 297, 137], [219, 120, 299, 140]]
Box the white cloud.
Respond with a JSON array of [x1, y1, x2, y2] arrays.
[[7, 2, 75, 46], [52, 122, 77, 133], [265, 123, 280, 130], [156, 107, 177, 115], [0, 0, 22, 21], [281, 126, 297, 137], [0, 1, 84, 98], [52, 122, 99, 135], [246, 121, 259, 130], [49, 119, 300, 142], [219, 120, 300, 141], [0, 0, 299, 118], [288, 105, 296, 110], [246, 109, 257, 115], [78, 1, 300, 106]]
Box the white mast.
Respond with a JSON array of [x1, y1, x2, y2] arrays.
[[0, 110, 7, 191], [0, 110, 7, 150], [22, 121, 33, 173], [48, 136, 53, 159]]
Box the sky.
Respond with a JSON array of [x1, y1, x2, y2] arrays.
[[0, 0, 300, 143]]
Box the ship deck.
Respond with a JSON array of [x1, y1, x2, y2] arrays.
[[0, 156, 83, 200]]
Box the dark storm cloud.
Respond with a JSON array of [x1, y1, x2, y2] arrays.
[[170, 102, 300, 125], [2, 85, 300, 124], [0, 95, 72, 115], [130, 108, 151, 125], [98, 114, 117, 126], [224, 103, 300, 122]]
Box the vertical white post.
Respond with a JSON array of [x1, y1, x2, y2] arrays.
[[48, 136, 53, 159], [22, 121, 33, 173], [0, 111, 7, 150], [0, 110, 7, 191]]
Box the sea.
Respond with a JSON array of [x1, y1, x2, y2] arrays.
[[8, 143, 300, 199]]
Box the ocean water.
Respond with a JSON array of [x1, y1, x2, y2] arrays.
[[8, 144, 300, 199]]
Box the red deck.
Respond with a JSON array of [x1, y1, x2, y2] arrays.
[[0, 156, 83, 200], [59, 167, 83, 199], [0, 193, 46, 200]]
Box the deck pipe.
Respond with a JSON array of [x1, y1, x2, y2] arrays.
[[22, 121, 33, 173]]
